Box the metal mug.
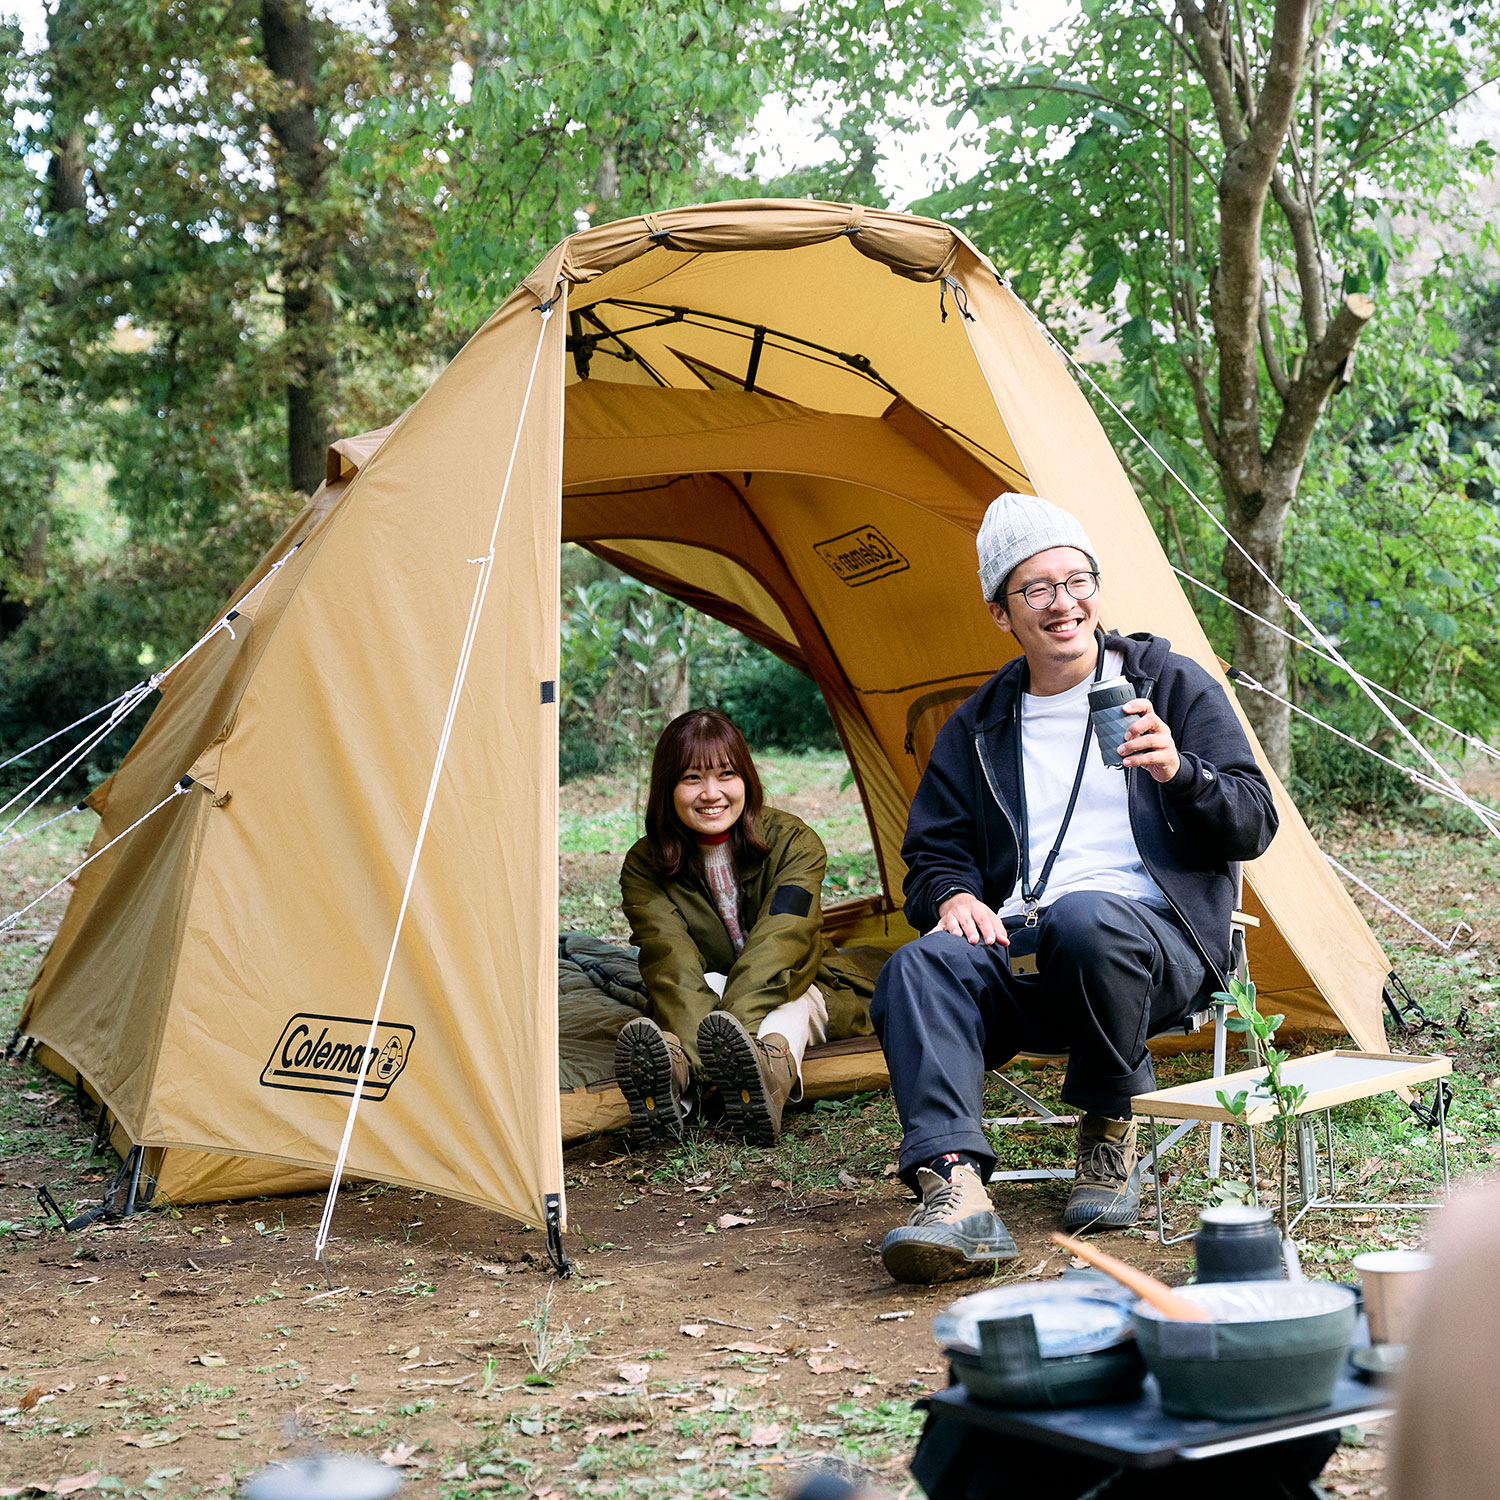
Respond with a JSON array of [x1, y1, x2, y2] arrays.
[[1193, 1204, 1285, 1283], [1353, 1249, 1434, 1345]]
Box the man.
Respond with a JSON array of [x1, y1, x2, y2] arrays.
[[873, 492, 1277, 1285]]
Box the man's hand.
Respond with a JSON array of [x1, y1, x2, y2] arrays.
[[1120, 698, 1181, 783], [932, 892, 1010, 946]]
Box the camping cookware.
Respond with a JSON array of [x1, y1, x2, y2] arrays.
[[933, 1281, 1144, 1408], [1133, 1280, 1358, 1420], [1354, 1249, 1433, 1345], [1193, 1205, 1285, 1283], [1051, 1232, 1210, 1320]]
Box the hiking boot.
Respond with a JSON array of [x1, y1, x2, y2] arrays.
[[614, 1017, 692, 1143], [697, 1012, 796, 1144], [1062, 1114, 1141, 1231], [880, 1164, 1019, 1284]]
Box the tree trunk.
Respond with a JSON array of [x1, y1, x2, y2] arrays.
[[1221, 494, 1293, 776], [0, 0, 90, 642], [260, 0, 335, 496]]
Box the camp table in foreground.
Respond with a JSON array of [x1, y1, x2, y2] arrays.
[[910, 1354, 1393, 1500], [1132, 1050, 1453, 1242]]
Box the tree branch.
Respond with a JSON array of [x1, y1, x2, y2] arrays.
[[1268, 164, 1326, 347], [1267, 291, 1373, 491], [1258, 297, 1290, 397], [979, 79, 1218, 177], [1345, 67, 1500, 178], [1175, 1, 1245, 150]]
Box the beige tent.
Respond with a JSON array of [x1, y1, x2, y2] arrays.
[[20, 200, 1391, 1233]]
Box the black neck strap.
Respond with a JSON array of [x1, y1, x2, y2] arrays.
[[1015, 634, 1107, 926]]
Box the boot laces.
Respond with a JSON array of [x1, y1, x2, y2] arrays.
[[1078, 1136, 1132, 1188], [911, 1174, 966, 1227]]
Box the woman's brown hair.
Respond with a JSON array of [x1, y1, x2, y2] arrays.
[[643, 709, 769, 880]]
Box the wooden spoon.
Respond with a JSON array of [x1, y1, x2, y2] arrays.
[[1051, 1232, 1211, 1321]]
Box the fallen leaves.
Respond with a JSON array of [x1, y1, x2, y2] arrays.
[[807, 1355, 858, 1375], [17, 1387, 44, 1413], [378, 1443, 425, 1470], [0, 1475, 101, 1499], [52, 1477, 102, 1497], [616, 1363, 651, 1385], [680, 1324, 707, 1338], [120, 1434, 180, 1449], [195, 1352, 226, 1367], [582, 1422, 647, 1442], [715, 1213, 756, 1229]]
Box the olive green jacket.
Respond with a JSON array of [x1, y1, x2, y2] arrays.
[[620, 807, 875, 1071]]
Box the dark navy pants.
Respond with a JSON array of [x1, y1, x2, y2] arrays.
[[871, 891, 1213, 1186]]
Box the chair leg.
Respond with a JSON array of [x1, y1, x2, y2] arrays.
[[1208, 999, 1228, 1179]]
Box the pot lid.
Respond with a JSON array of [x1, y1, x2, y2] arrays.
[[934, 1282, 1135, 1359]]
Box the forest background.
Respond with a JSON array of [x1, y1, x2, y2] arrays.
[[1, 0, 1499, 821]]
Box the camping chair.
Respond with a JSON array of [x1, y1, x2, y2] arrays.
[[987, 879, 1257, 1186]]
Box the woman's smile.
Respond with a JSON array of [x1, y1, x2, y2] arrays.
[[674, 763, 746, 837]]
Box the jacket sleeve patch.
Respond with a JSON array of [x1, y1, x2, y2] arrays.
[[769, 884, 814, 918]]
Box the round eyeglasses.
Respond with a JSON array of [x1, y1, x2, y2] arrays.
[[1005, 571, 1100, 611]]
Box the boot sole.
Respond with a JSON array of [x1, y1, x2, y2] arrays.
[[615, 1020, 685, 1144], [1062, 1167, 1142, 1232], [880, 1215, 1020, 1285], [698, 1012, 777, 1145]]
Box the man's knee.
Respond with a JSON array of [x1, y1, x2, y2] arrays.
[[871, 932, 991, 1034]]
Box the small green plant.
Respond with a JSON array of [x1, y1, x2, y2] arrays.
[[1215, 974, 1308, 1234], [519, 1286, 581, 1384]]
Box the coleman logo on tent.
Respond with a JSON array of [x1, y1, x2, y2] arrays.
[[813, 526, 909, 587], [260, 1014, 415, 1101]]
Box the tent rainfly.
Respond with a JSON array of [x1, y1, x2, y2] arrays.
[[19, 200, 1391, 1236]]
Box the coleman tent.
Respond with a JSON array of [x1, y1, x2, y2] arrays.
[[19, 200, 1391, 1235]]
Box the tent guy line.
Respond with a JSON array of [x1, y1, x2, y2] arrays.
[[0, 780, 191, 935], [311, 302, 561, 1273], [0, 800, 88, 853], [1006, 277, 1500, 849], [1324, 854, 1472, 954], [0, 545, 303, 842], [0, 685, 142, 776], [0, 681, 156, 839], [1171, 564, 1500, 765], [1230, 667, 1500, 836]]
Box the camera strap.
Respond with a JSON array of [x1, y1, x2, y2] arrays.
[[1015, 635, 1106, 928]]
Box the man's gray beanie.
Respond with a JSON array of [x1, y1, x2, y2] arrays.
[[976, 492, 1098, 602]]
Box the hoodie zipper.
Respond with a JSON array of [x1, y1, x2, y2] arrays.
[[974, 730, 1021, 893]]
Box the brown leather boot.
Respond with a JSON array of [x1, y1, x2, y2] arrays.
[[614, 1016, 692, 1143], [697, 1012, 797, 1144], [1063, 1114, 1141, 1231]]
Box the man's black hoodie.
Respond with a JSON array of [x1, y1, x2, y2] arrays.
[[900, 630, 1278, 976]]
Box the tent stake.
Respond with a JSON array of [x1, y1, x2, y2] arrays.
[[544, 1194, 572, 1278]]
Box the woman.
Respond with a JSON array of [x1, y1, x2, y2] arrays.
[[615, 708, 874, 1145]]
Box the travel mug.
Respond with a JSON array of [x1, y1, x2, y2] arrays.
[[1087, 676, 1139, 768]]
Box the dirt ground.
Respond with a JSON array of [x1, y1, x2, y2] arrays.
[[0, 1107, 1393, 1500], [15, 754, 1490, 1496]]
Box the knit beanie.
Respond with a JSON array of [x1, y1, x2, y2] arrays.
[[976, 493, 1098, 603]]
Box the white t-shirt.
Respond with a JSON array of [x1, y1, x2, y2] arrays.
[[997, 649, 1171, 920]]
